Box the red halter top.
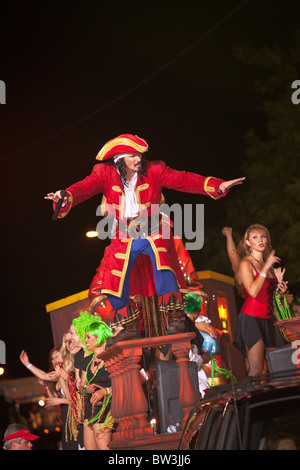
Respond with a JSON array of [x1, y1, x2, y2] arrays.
[[241, 260, 277, 319]]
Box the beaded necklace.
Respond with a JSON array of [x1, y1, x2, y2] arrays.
[[84, 353, 113, 427], [85, 354, 104, 384]]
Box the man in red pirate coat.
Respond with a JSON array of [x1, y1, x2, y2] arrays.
[[45, 134, 244, 343]]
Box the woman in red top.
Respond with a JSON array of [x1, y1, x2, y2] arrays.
[[233, 224, 288, 376]]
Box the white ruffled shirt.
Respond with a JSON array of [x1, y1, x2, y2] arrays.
[[114, 154, 140, 219], [123, 172, 139, 218]]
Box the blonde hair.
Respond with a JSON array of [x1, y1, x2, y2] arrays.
[[61, 331, 74, 374], [237, 223, 272, 261]]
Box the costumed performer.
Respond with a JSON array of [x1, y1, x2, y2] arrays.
[[80, 320, 114, 450], [45, 134, 245, 343], [53, 338, 84, 449], [71, 311, 103, 390], [233, 224, 288, 376]]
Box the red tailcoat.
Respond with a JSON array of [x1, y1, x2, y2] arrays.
[[56, 160, 227, 308]]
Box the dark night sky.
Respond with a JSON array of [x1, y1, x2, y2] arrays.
[[1, 0, 300, 380]]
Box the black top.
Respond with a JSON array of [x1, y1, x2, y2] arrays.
[[74, 348, 85, 377], [82, 354, 111, 388]]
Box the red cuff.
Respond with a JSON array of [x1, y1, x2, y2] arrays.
[[52, 191, 73, 218], [204, 177, 228, 200]]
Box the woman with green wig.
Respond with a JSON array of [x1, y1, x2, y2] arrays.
[[71, 311, 103, 389], [71, 311, 104, 350], [79, 320, 114, 450]]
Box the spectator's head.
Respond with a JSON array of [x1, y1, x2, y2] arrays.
[[3, 423, 39, 450]]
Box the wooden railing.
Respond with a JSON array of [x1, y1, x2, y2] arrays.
[[99, 332, 198, 450]]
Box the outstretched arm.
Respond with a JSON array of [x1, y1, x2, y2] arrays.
[[157, 161, 245, 200], [44, 164, 105, 219]]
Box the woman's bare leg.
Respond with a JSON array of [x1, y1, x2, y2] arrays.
[[94, 427, 112, 450], [83, 421, 97, 450], [246, 338, 265, 376]]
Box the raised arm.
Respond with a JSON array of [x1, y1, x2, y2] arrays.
[[222, 227, 241, 276], [20, 350, 58, 382]]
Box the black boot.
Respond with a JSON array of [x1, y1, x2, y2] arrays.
[[106, 315, 142, 347]]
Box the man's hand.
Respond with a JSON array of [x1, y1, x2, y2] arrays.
[[44, 190, 67, 204], [218, 177, 245, 194]]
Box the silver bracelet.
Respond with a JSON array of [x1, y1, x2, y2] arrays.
[[27, 363, 33, 369], [259, 272, 267, 278]]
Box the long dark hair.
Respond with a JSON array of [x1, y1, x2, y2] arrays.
[[113, 155, 148, 187]]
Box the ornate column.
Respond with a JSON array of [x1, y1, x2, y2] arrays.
[[99, 332, 197, 445], [171, 339, 199, 426]]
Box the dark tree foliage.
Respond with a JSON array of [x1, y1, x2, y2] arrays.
[[224, 32, 300, 285]]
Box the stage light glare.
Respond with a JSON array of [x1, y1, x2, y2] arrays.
[[86, 231, 98, 238]]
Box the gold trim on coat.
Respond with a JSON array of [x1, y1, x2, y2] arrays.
[[101, 238, 133, 297], [204, 177, 220, 200]]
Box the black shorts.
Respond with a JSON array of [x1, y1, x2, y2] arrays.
[[233, 311, 286, 358]]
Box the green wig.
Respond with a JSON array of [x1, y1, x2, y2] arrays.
[[184, 292, 203, 314], [72, 311, 103, 345], [85, 321, 113, 346]]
